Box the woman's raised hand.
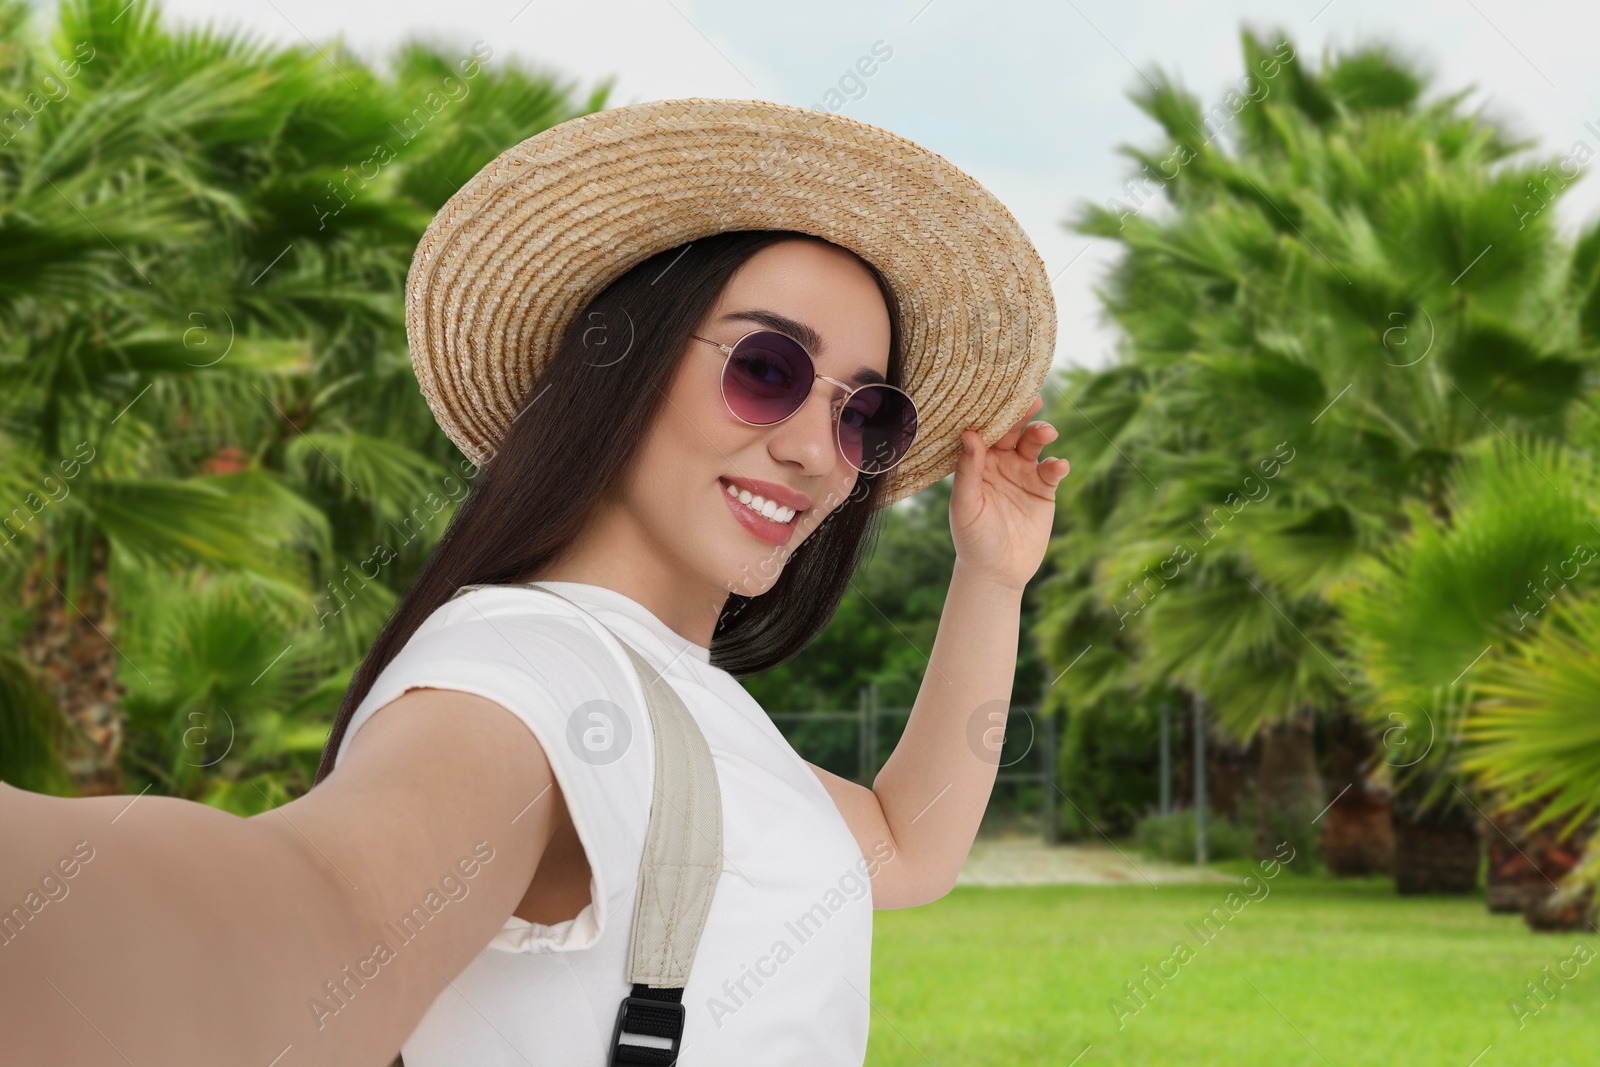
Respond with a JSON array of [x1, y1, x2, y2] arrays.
[[948, 393, 1070, 591]]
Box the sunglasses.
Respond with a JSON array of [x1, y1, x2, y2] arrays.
[[692, 329, 919, 476]]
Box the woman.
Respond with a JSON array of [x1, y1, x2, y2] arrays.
[[0, 100, 1066, 1066]]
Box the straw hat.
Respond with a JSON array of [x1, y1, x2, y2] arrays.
[[405, 98, 1056, 508]]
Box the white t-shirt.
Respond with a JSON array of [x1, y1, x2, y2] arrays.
[[330, 580, 874, 1066]]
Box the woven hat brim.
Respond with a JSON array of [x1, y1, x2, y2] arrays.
[[406, 98, 1056, 508]]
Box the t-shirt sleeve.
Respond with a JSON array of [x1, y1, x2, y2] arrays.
[[329, 587, 654, 954]]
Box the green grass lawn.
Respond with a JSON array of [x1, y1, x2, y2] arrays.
[[869, 873, 1598, 1066]]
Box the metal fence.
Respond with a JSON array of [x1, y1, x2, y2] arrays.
[[767, 683, 1058, 840]]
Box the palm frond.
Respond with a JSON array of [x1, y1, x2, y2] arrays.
[[1463, 592, 1600, 837]]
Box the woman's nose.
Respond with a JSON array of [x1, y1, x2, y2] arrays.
[[769, 377, 844, 472]]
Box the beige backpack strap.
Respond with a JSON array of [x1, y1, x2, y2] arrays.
[[518, 583, 722, 1066]]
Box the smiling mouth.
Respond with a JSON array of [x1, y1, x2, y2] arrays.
[[719, 478, 801, 525]]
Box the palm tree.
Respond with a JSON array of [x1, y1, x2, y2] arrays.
[[1048, 26, 1593, 882], [4, 0, 318, 792], [1336, 430, 1600, 927], [1, 0, 607, 804], [1467, 593, 1600, 930]]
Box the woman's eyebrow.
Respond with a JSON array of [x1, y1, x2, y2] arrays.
[[718, 309, 888, 386]]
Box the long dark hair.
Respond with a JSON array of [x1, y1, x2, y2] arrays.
[[313, 230, 905, 785]]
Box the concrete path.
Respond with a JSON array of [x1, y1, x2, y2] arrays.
[[956, 835, 1240, 887]]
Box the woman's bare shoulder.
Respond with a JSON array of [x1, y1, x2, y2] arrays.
[[271, 684, 572, 1053], [290, 685, 567, 939]]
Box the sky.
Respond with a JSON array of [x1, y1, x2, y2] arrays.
[[78, 0, 1600, 371]]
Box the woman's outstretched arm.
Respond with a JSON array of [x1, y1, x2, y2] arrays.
[[807, 565, 1024, 908], [806, 397, 1067, 909], [1, 688, 564, 1067]]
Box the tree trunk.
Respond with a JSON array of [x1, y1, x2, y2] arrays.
[[1524, 885, 1598, 934], [1484, 806, 1599, 933], [1255, 709, 1323, 861], [17, 540, 125, 796], [1485, 802, 1556, 913], [1320, 705, 1393, 876], [1524, 822, 1598, 934], [1324, 789, 1395, 876], [1208, 729, 1251, 824], [1390, 770, 1480, 895]]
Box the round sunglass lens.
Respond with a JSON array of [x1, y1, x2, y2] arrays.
[[722, 332, 812, 424], [838, 386, 918, 474]]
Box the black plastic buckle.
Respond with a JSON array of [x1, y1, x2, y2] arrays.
[[609, 985, 686, 1066]]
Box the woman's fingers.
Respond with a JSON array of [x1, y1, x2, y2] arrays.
[[1016, 421, 1056, 464], [989, 395, 1045, 452]]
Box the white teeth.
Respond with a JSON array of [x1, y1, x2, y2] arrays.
[[722, 480, 797, 524]]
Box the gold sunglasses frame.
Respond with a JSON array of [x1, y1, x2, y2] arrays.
[[690, 329, 919, 475]]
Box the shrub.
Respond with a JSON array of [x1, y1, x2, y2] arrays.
[[1135, 808, 1251, 863], [1057, 697, 1161, 839]]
